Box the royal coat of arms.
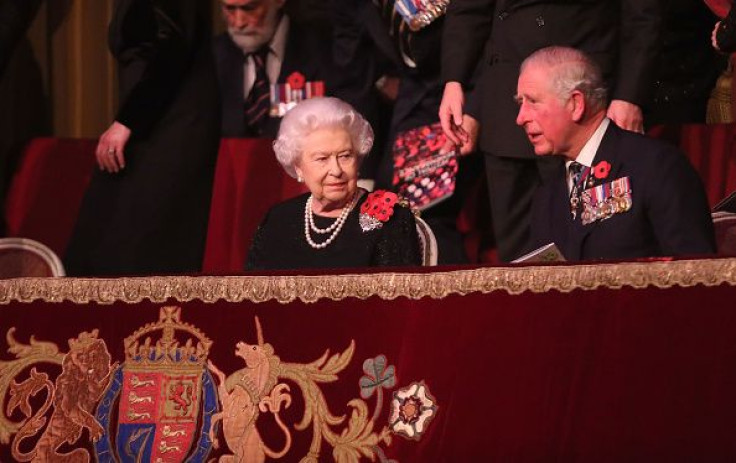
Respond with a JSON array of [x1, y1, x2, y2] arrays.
[[0, 306, 437, 462]]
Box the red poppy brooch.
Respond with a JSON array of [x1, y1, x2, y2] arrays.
[[359, 190, 398, 232], [593, 160, 611, 180], [286, 71, 305, 90]]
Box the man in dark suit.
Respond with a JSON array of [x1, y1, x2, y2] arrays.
[[439, 0, 661, 262], [0, 0, 44, 236], [517, 47, 714, 261], [214, 0, 336, 138], [333, 0, 482, 263]]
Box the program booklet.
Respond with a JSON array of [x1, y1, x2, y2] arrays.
[[511, 243, 566, 264], [392, 122, 458, 211], [713, 191, 736, 213]]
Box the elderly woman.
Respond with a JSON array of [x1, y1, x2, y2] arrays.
[[246, 97, 421, 270]]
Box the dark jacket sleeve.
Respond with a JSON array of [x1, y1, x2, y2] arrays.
[[244, 209, 271, 271], [0, 0, 43, 76], [646, 147, 716, 256], [612, 0, 661, 107], [115, 0, 201, 136], [441, 0, 495, 87], [372, 204, 422, 266]]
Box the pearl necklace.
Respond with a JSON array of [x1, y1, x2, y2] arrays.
[[304, 192, 360, 249]]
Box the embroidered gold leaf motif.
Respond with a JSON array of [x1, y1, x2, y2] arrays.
[[0, 328, 117, 461], [210, 317, 393, 462], [0, 327, 63, 444]]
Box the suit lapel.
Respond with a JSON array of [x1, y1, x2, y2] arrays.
[[278, 22, 319, 84], [362, 0, 404, 67]]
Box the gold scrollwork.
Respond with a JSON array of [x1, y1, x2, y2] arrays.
[[0, 258, 734, 305]]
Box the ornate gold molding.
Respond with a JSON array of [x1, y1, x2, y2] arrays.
[[0, 258, 734, 305]]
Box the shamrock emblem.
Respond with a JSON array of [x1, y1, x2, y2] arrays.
[[359, 355, 396, 399]]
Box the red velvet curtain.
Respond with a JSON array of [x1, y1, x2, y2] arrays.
[[202, 138, 307, 272], [2, 274, 736, 460]]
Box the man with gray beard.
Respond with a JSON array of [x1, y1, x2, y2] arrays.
[[214, 0, 339, 138]]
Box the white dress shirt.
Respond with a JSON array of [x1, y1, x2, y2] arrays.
[[565, 117, 610, 194], [243, 16, 289, 99]]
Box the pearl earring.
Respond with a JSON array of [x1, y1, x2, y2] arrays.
[[297, 175, 303, 183]]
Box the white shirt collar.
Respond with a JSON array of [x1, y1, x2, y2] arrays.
[[565, 117, 610, 193], [243, 15, 289, 98], [566, 117, 610, 170]]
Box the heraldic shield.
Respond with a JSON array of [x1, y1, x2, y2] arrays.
[[95, 306, 218, 462]]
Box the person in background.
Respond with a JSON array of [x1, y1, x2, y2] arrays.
[[214, 0, 339, 138], [439, 0, 661, 262], [0, 0, 45, 237], [517, 47, 715, 261], [647, 0, 722, 126], [65, 0, 220, 276], [333, 0, 482, 264], [246, 97, 421, 270]]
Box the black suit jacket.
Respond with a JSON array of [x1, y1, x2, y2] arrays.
[[334, 0, 482, 189], [0, 0, 43, 76], [442, 0, 661, 159], [66, 0, 220, 275], [530, 123, 715, 261], [213, 18, 336, 138], [336, 0, 480, 136]]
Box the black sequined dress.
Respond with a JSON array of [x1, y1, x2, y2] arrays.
[[246, 191, 421, 270]]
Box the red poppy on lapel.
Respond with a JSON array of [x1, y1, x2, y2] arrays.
[[593, 161, 611, 180], [360, 190, 398, 222], [287, 71, 305, 90]]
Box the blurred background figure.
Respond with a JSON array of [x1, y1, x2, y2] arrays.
[[0, 0, 46, 237], [65, 0, 221, 276], [708, 0, 736, 123], [334, 0, 482, 264], [440, 0, 661, 262], [647, 0, 723, 126], [246, 97, 421, 270], [214, 0, 339, 138]]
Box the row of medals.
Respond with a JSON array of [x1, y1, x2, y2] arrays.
[[570, 176, 632, 225], [580, 184, 632, 226]]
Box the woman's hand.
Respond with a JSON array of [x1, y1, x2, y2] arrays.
[[96, 121, 131, 173]]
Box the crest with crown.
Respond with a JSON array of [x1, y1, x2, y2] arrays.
[[123, 306, 211, 372]]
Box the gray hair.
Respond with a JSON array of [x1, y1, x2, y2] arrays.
[[273, 97, 374, 178], [521, 46, 608, 113]]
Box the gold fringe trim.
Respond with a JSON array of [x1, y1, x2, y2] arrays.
[[0, 258, 734, 305]]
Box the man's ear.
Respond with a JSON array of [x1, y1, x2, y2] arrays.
[[569, 90, 586, 122]]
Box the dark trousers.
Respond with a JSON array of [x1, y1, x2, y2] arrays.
[[484, 153, 551, 262]]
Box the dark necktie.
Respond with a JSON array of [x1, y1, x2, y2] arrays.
[[374, 0, 415, 65], [569, 162, 584, 220], [245, 47, 271, 135]]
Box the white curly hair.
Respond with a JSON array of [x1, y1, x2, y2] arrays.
[[272, 97, 374, 178]]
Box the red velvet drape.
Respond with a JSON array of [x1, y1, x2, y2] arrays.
[[2, 275, 736, 460]]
